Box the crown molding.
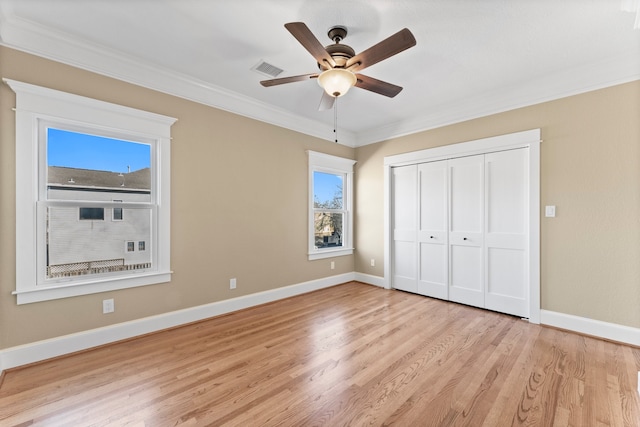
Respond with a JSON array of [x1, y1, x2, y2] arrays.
[[0, 5, 637, 149], [0, 9, 357, 147], [355, 49, 640, 146]]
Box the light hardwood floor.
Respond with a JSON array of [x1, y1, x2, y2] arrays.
[[1, 282, 639, 426]]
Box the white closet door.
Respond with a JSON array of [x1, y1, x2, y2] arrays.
[[448, 155, 484, 308], [392, 165, 417, 293], [484, 149, 529, 317], [417, 161, 448, 299]]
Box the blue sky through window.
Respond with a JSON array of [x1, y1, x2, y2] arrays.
[[314, 171, 343, 205], [47, 128, 150, 173]]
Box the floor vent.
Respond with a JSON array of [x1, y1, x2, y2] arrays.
[[251, 60, 284, 78]]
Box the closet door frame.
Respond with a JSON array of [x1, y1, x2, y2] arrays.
[[383, 129, 541, 324]]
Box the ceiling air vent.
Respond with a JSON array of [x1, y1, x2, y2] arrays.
[[251, 60, 284, 78]]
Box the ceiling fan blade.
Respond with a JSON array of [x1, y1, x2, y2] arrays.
[[346, 28, 416, 73], [260, 73, 318, 87], [285, 22, 336, 69], [355, 74, 403, 97], [318, 91, 335, 111]]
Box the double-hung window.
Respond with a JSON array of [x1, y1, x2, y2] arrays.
[[307, 151, 355, 260], [6, 79, 177, 304]]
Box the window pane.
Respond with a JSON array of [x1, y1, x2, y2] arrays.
[[45, 128, 153, 279], [314, 212, 343, 248], [46, 206, 152, 279], [79, 207, 104, 220], [313, 171, 343, 209], [113, 207, 123, 221], [47, 128, 151, 203]]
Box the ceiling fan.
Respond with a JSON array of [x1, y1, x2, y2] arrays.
[[260, 22, 417, 110]]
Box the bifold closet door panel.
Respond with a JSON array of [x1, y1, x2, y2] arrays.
[[484, 149, 529, 317], [417, 161, 448, 299], [448, 155, 484, 308], [392, 165, 418, 293]]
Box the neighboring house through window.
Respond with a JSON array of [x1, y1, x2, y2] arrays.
[[6, 79, 177, 304], [307, 151, 355, 260]]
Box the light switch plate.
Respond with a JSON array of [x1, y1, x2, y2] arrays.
[[545, 205, 556, 217]]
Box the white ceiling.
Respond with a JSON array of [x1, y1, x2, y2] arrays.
[[1, 0, 638, 147]]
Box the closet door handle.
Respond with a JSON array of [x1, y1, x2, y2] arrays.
[[463, 237, 468, 241], [430, 236, 434, 239]]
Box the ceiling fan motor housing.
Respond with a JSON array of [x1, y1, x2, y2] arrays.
[[322, 44, 355, 69], [318, 26, 354, 69]]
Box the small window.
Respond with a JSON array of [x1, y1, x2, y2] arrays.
[[79, 207, 104, 220], [127, 241, 135, 252], [113, 207, 123, 221], [307, 151, 355, 260], [138, 241, 145, 251]]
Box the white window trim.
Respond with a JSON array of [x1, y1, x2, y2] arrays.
[[5, 79, 177, 304], [307, 150, 356, 260]]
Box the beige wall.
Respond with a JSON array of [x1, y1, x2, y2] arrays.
[[354, 80, 640, 329], [1, 46, 638, 352], [0, 46, 355, 349]]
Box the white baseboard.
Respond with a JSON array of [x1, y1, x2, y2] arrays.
[[353, 272, 385, 288], [0, 273, 355, 372], [540, 309, 640, 347], [3, 280, 637, 374]]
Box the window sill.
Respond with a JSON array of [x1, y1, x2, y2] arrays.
[[308, 248, 354, 261], [13, 271, 172, 304]]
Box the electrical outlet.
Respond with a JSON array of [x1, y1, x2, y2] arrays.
[[330, 261, 335, 270], [230, 278, 236, 289], [102, 298, 114, 314], [370, 259, 375, 267]]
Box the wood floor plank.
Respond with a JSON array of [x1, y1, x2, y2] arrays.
[[1, 282, 639, 426]]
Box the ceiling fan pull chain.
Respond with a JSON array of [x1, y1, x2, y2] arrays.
[[334, 96, 338, 143]]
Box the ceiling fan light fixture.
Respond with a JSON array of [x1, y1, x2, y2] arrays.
[[317, 68, 357, 97]]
